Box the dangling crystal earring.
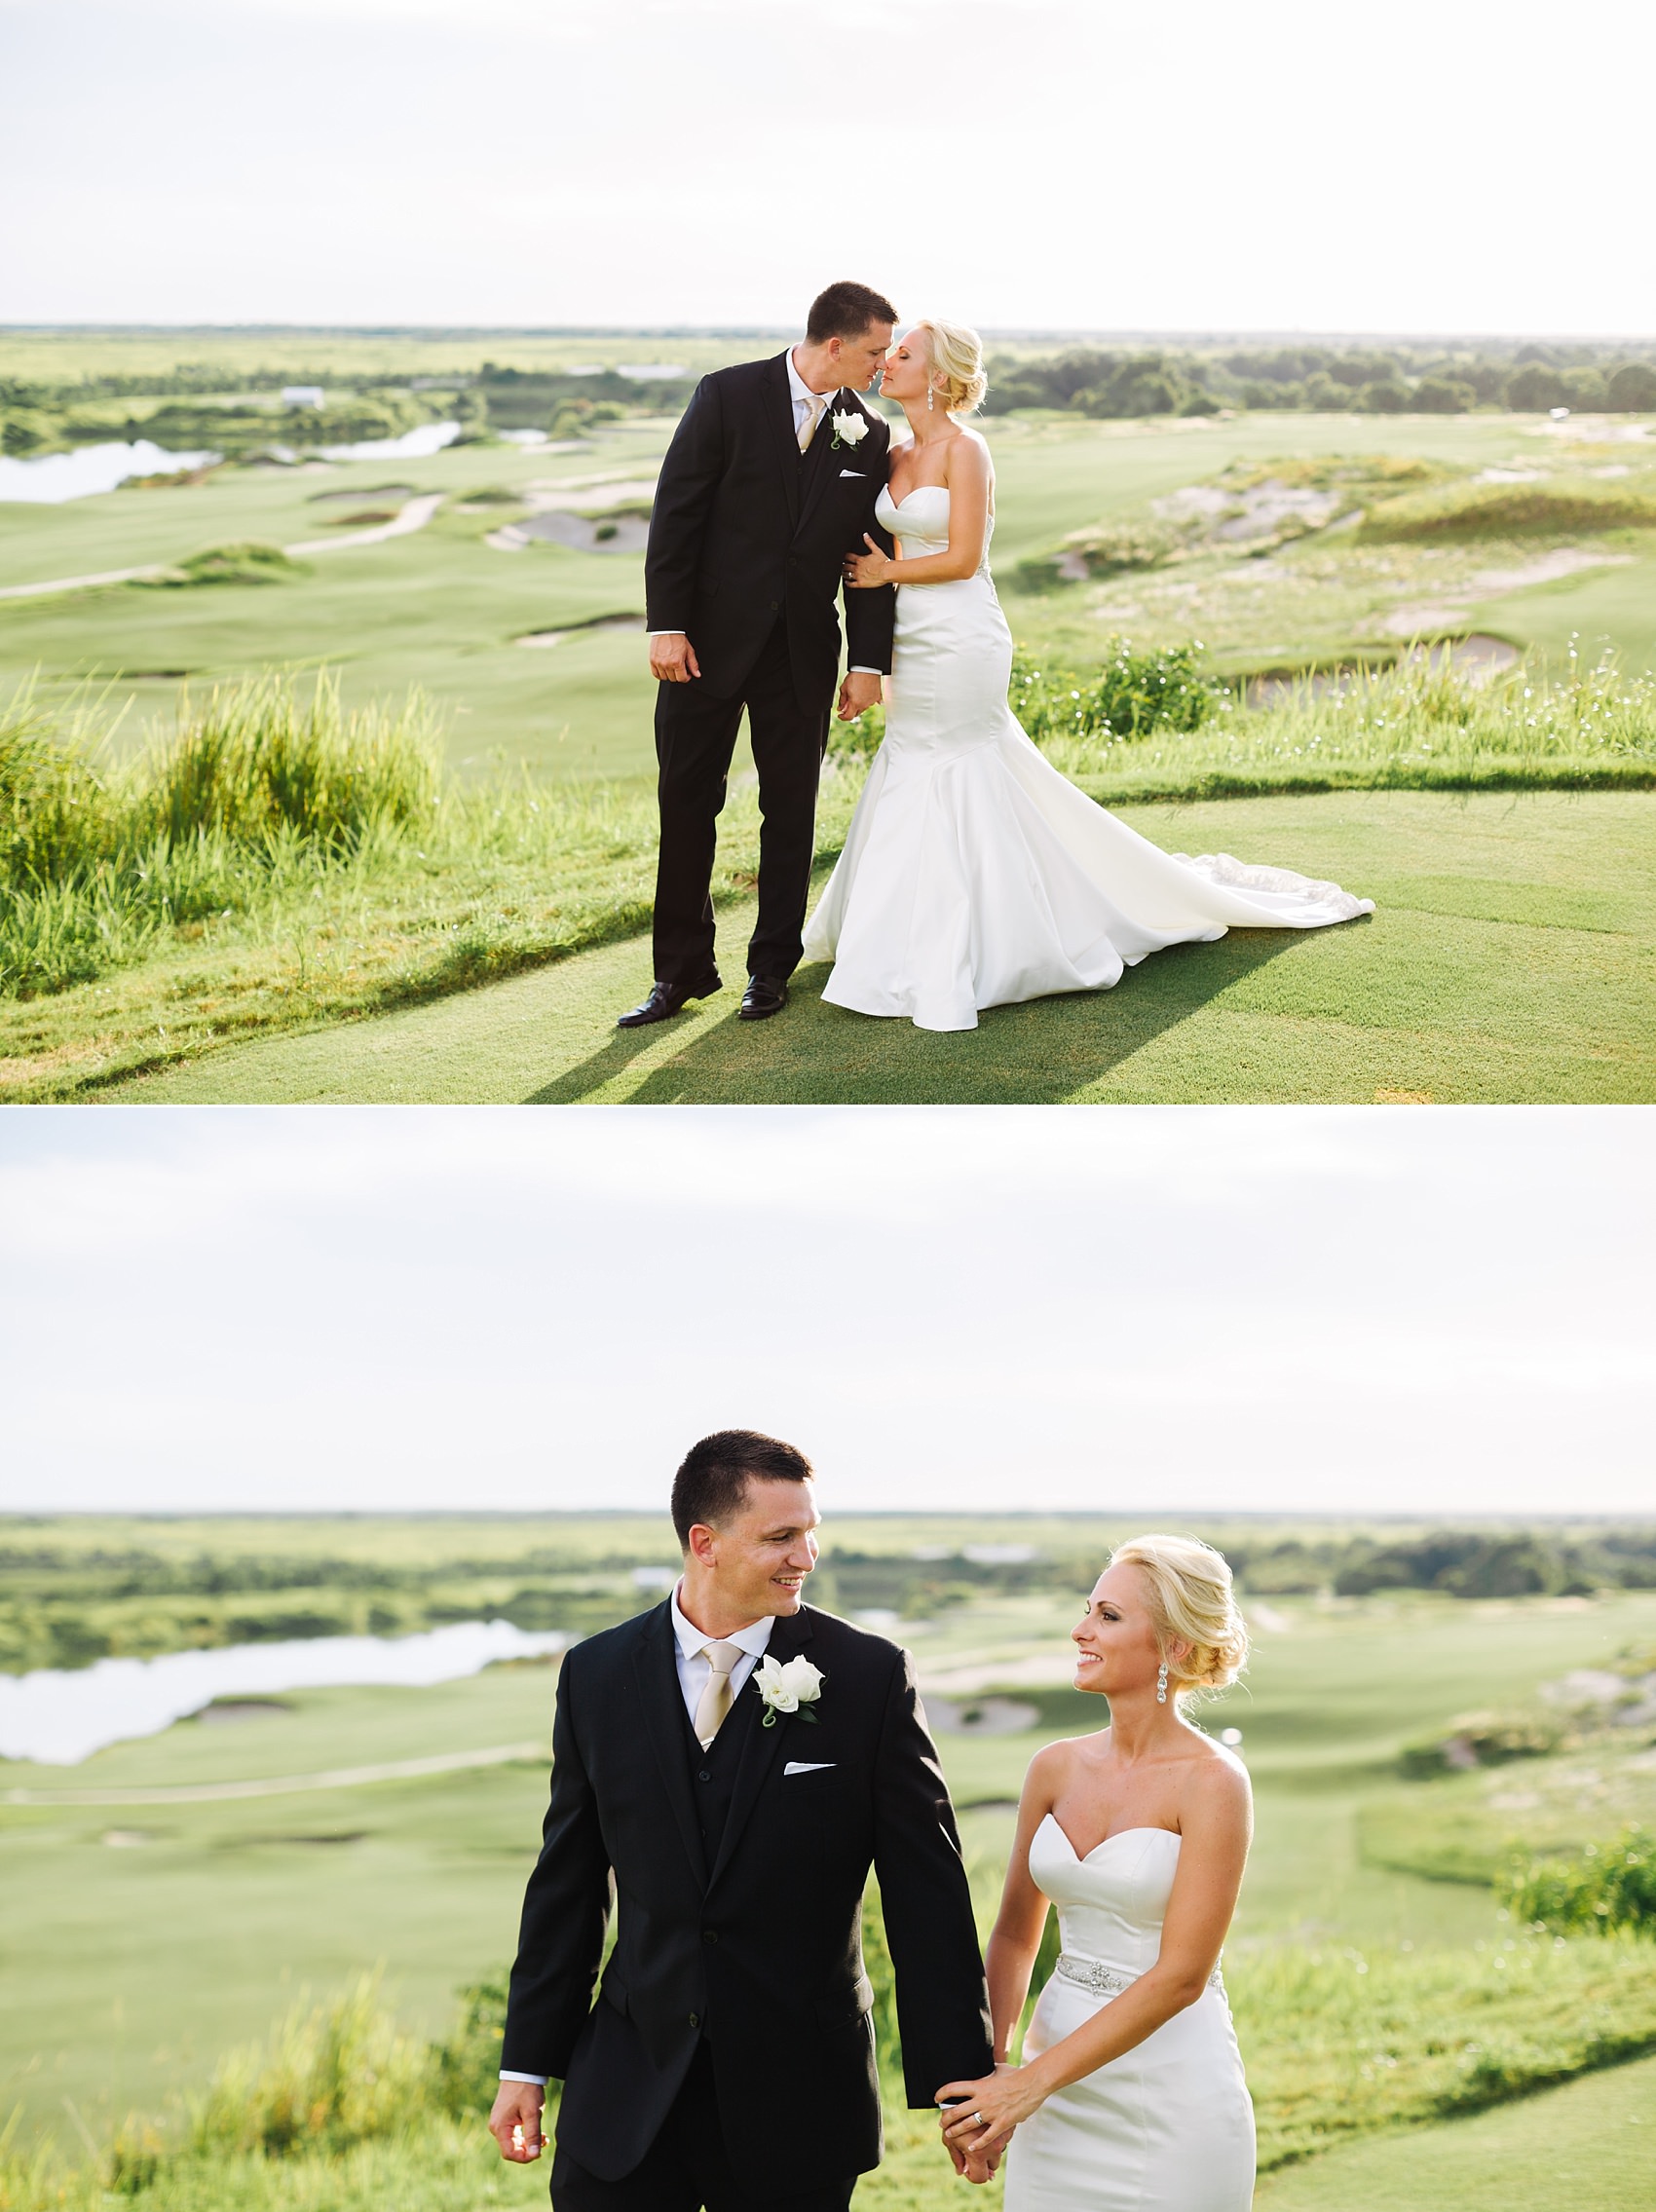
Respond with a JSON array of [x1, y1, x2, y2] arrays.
[[926, 385, 935, 412], [1155, 1662, 1168, 1704]]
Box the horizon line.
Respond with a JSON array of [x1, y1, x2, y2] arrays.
[[5, 323, 1655, 347]]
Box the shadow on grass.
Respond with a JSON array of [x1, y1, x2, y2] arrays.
[[536, 929, 1304, 1105], [525, 1005, 716, 1106]]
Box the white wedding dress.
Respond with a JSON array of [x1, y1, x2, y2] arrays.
[[1003, 1816, 1255, 2212], [802, 484, 1373, 1031]]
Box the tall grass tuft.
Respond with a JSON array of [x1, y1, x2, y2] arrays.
[[0, 673, 438, 997], [186, 1975, 433, 2162], [139, 674, 438, 851]]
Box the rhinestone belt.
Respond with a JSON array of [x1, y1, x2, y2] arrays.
[[1056, 1951, 1225, 1999]]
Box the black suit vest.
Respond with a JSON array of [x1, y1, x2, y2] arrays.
[[677, 1672, 759, 1866]]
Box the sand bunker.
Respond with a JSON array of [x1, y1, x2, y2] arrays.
[[486, 473, 659, 553], [1157, 478, 1351, 543]]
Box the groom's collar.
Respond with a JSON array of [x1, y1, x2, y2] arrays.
[[669, 1579, 775, 1662], [784, 348, 872, 421], [786, 347, 834, 408]]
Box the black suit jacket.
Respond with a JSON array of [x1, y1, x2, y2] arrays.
[[644, 353, 898, 705], [502, 1601, 993, 2186]]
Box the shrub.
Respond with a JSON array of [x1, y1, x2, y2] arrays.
[[828, 697, 885, 762], [1508, 363, 1574, 411], [1, 406, 62, 455], [1358, 379, 1411, 413], [1499, 1826, 1656, 1937], [1073, 360, 1186, 418], [1010, 641, 1222, 750], [1414, 377, 1475, 414], [431, 1975, 514, 2118], [1607, 362, 1656, 411]]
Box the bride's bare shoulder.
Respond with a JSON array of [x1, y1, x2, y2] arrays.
[[944, 428, 993, 493], [1027, 1726, 1107, 1788]]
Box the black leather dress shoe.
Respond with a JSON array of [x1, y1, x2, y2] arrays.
[[738, 975, 789, 1022], [616, 972, 720, 1029]]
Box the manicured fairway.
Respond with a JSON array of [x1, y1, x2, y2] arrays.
[[1252, 2049, 1656, 2212], [6, 411, 1653, 787], [110, 791, 1656, 1104], [9, 1584, 1654, 2151]]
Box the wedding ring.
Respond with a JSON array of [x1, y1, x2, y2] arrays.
[[971, 2113, 983, 2126]]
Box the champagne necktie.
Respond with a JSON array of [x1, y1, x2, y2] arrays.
[[694, 1640, 744, 1747], [798, 394, 827, 453]]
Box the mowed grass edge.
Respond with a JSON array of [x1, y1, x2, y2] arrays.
[[3, 656, 1652, 1102]]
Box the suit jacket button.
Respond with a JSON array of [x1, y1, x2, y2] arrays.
[[769, 599, 778, 611], [702, 1929, 719, 1944], [698, 1769, 712, 1782], [688, 2012, 699, 2029]]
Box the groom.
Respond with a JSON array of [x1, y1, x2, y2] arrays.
[[489, 1430, 995, 2210], [618, 281, 899, 1029]]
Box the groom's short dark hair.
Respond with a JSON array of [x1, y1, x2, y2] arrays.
[[672, 1429, 814, 1548], [807, 281, 898, 343]]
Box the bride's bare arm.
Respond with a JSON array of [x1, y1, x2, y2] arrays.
[[845, 434, 992, 588], [983, 1743, 1066, 2059], [939, 1753, 1252, 2158]]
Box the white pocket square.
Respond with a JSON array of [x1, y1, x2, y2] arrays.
[[783, 1761, 836, 1776], [839, 469, 865, 477]]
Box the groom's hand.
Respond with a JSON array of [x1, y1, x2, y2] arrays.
[[488, 2081, 547, 2162], [837, 670, 883, 721], [650, 633, 700, 683]]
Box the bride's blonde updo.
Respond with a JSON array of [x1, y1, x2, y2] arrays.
[[1111, 1534, 1249, 1702], [913, 319, 989, 419]]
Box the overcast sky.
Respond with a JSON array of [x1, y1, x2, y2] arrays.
[[0, 1107, 1646, 1519], [3, 0, 1651, 337]]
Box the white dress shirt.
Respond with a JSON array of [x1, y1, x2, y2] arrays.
[[652, 350, 882, 673], [499, 1587, 775, 2087], [668, 1579, 775, 1719]]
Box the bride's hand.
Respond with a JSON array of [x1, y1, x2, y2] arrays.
[[844, 534, 892, 588], [936, 2066, 1046, 2159]]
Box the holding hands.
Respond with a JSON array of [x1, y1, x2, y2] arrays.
[[937, 2063, 1039, 2182]]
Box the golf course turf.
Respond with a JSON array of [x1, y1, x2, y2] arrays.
[[110, 790, 1656, 1104]]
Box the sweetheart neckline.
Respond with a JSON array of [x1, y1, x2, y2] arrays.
[[882, 484, 950, 510], [1039, 1811, 1181, 1862]]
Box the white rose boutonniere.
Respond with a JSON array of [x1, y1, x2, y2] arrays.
[[753, 1654, 825, 1726], [830, 408, 869, 452]]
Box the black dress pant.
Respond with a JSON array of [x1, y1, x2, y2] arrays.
[[652, 619, 830, 990], [549, 2041, 856, 2212]]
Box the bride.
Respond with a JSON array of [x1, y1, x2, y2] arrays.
[[937, 1535, 1256, 2210], [802, 321, 1374, 1032]]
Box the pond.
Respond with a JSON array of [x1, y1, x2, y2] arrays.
[[0, 440, 220, 505], [0, 1618, 569, 1767], [0, 421, 462, 505]]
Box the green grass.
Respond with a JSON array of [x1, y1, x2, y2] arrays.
[[97, 789, 1656, 1105], [5, 1580, 1653, 2150], [1361, 478, 1656, 541], [5, 636, 1647, 1104], [1253, 2049, 1656, 2211], [6, 1583, 1656, 2206], [6, 412, 1656, 794]]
